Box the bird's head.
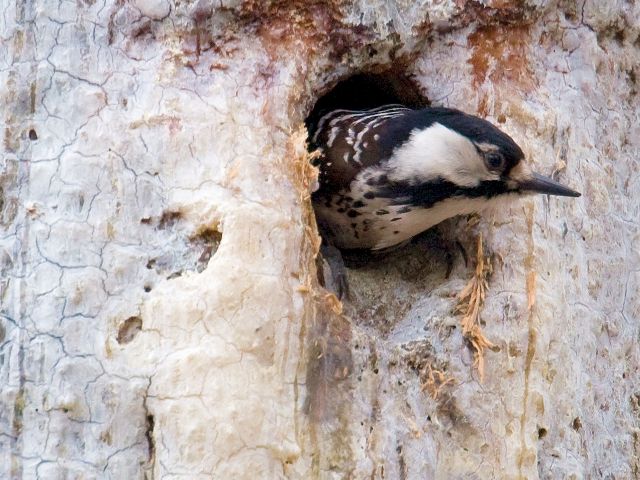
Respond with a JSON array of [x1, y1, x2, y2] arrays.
[[387, 109, 581, 200]]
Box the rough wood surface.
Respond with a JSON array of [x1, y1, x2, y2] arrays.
[[1, 1, 639, 478]]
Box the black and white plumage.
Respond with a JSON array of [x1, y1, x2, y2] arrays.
[[308, 105, 580, 251]]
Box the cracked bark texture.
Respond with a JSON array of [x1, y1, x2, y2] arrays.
[[1, 0, 639, 479]]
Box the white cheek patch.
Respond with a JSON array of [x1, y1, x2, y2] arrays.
[[386, 123, 499, 186]]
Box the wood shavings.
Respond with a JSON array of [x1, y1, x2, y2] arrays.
[[403, 340, 454, 401], [455, 233, 494, 381], [322, 292, 343, 315], [420, 364, 454, 400], [285, 126, 322, 256]]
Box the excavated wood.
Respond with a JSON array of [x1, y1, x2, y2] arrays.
[[1, 1, 639, 478]]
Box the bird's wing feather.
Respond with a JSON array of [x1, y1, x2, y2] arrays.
[[309, 105, 415, 193]]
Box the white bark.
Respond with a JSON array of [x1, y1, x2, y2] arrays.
[[1, 0, 639, 478]]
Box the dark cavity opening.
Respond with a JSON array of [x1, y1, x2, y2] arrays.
[[305, 70, 429, 134], [117, 316, 143, 344], [304, 70, 467, 334]]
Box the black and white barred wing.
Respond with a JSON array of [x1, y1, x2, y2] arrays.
[[308, 105, 412, 193]]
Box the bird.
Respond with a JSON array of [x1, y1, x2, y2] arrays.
[[307, 104, 581, 296]]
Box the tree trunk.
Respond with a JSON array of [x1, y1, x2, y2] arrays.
[[1, 1, 639, 478]]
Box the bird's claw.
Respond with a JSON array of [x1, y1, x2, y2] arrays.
[[320, 243, 351, 301]]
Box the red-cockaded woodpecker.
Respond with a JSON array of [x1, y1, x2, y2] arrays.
[[308, 105, 580, 297]]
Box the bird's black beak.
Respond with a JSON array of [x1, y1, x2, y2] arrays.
[[517, 172, 581, 197]]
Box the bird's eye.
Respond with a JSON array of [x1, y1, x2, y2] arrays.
[[485, 152, 505, 171]]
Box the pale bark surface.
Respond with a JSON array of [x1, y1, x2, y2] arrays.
[[1, 0, 639, 478]]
